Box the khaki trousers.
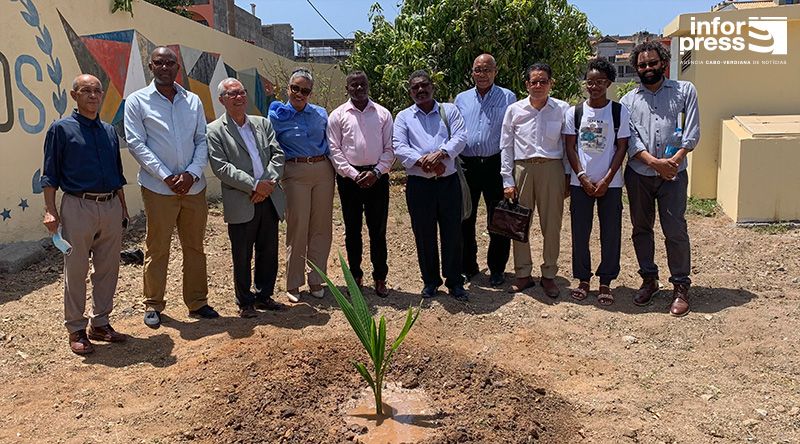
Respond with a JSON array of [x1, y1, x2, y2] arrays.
[[141, 187, 208, 312], [512, 158, 565, 279], [60, 193, 123, 333], [282, 160, 334, 290]]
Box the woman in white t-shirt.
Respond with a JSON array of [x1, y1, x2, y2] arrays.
[[563, 59, 631, 306]]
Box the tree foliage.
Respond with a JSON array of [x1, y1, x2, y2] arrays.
[[342, 0, 595, 114], [615, 79, 639, 100], [112, 0, 194, 18]]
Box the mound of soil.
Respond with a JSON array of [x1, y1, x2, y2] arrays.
[[178, 335, 576, 443]]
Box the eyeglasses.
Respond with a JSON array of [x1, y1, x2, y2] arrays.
[[409, 82, 431, 91], [636, 60, 660, 69], [222, 89, 247, 98], [472, 67, 495, 75], [151, 60, 177, 68], [76, 88, 104, 96], [526, 79, 550, 87], [290, 84, 312, 96], [582, 79, 610, 88]]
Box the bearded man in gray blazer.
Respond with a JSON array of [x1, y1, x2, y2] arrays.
[[208, 78, 287, 318]]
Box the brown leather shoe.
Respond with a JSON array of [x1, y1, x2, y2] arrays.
[[88, 324, 127, 343], [670, 283, 690, 317], [540, 278, 560, 299], [633, 278, 659, 306], [508, 276, 535, 293], [375, 279, 389, 298], [68, 330, 95, 355]]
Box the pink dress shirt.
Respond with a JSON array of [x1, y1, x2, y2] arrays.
[[327, 99, 394, 180]]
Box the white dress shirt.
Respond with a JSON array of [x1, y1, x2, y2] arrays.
[[235, 119, 265, 189], [499, 96, 570, 188]]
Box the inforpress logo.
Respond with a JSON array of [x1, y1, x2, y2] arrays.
[[748, 17, 787, 54], [680, 16, 788, 55]]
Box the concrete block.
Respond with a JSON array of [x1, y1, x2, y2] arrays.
[[0, 241, 46, 273]]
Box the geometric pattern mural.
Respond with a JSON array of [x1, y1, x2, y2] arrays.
[[58, 10, 275, 136]]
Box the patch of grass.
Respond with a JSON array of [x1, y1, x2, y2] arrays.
[[686, 197, 718, 217], [749, 223, 796, 235]]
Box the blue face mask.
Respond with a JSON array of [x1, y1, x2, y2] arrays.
[[52, 226, 73, 256]]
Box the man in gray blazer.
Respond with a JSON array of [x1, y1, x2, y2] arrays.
[[208, 78, 287, 318]]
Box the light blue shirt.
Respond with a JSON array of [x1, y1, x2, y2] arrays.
[[620, 79, 700, 176], [454, 84, 516, 157], [124, 81, 208, 195], [393, 102, 467, 178], [268, 101, 329, 159]]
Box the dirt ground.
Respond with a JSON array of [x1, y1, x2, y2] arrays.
[[0, 183, 798, 444]]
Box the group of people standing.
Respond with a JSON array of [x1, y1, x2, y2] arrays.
[[41, 40, 698, 355]]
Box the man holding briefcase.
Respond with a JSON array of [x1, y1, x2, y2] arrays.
[[499, 63, 570, 298]]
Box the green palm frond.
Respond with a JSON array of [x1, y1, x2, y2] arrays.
[[309, 253, 420, 415]]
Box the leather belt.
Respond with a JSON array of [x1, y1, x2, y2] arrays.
[[351, 164, 377, 172], [67, 190, 117, 202], [461, 153, 500, 164], [518, 157, 558, 164], [287, 155, 326, 163]]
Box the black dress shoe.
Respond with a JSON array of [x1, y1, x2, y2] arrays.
[[462, 270, 479, 282], [189, 305, 220, 319], [254, 298, 285, 311], [449, 286, 469, 302], [489, 273, 505, 287], [239, 305, 258, 318], [421, 285, 438, 298]]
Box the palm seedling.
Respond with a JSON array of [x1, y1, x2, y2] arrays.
[[310, 253, 420, 416]]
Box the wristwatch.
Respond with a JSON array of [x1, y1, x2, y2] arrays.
[[372, 168, 382, 179]]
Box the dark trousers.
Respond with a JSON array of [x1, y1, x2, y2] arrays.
[[227, 199, 280, 307], [460, 153, 511, 276], [569, 186, 622, 285], [406, 174, 464, 289], [336, 174, 390, 281], [624, 168, 691, 285]]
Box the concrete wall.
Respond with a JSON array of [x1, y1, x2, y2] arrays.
[[262, 24, 295, 59], [718, 119, 800, 222], [233, 4, 264, 47], [664, 5, 800, 198], [0, 0, 343, 243]]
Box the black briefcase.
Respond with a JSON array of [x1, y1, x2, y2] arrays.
[[488, 200, 533, 243]]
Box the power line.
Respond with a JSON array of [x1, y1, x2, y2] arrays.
[[305, 0, 346, 39]]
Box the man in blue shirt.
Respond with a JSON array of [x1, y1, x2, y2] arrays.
[[124, 47, 216, 328], [620, 41, 700, 317], [454, 54, 516, 287], [41, 74, 129, 355], [394, 70, 469, 301]]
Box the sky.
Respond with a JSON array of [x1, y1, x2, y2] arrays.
[[244, 0, 719, 40]]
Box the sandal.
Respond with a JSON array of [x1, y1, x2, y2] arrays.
[[570, 281, 590, 301], [598, 285, 614, 306]]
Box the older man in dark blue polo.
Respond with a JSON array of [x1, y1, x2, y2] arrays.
[[41, 74, 129, 355]]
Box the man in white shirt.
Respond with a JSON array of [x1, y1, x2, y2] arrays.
[[500, 63, 570, 298]]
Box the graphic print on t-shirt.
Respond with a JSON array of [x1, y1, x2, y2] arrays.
[[579, 118, 608, 154]]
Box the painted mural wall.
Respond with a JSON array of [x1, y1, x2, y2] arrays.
[[0, 0, 344, 243]]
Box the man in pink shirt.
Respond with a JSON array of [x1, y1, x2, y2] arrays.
[[327, 71, 394, 297]]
